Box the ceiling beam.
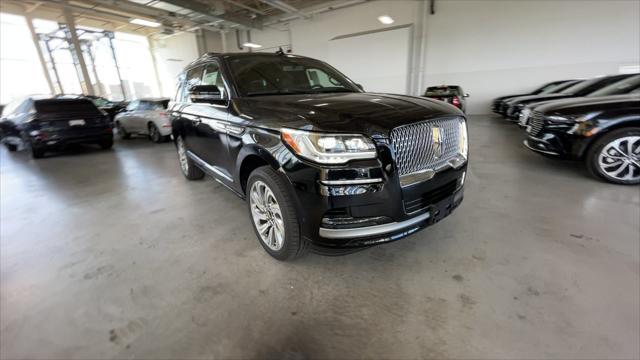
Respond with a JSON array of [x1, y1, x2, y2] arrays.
[[258, 0, 309, 19], [222, 0, 266, 16], [159, 0, 262, 29]]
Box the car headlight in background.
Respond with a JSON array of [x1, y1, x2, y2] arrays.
[[459, 119, 468, 158], [545, 114, 573, 122], [281, 128, 377, 164]]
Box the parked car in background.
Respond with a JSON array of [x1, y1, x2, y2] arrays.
[[504, 74, 635, 120], [524, 94, 640, 184], [85, 95, 127, 122], [0, 96, 113, 158], [519, 75, 640, 127], [494, 80, 581, 116], [492, 79, 577, 114], [171, 52, 468, 260], [114, 98, 171, 142], [423, 85, 469, 112]]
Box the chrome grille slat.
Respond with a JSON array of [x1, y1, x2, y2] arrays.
[[527, 111, 544, 136], [390, 117, 461, 177]]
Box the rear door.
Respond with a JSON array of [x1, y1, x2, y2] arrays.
[[119, 100, 140, 132]]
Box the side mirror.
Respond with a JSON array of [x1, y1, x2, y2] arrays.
[[189, 85, 223, 103], [464, 93, 470, 98], [355, 83, 364, 91]]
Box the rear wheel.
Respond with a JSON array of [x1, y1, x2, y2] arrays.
[[586, 127, 640, 185], [149, 123, 163, 143], [99, 139, 113, 150], [247, 166, 307, 260], [176, 135, 204, 180], [31, 146, 45, 159], [4, 143, 17, 152], [116, 122, 130, 139]]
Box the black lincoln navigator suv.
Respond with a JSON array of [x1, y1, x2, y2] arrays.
[[170, 52, 468, 260]]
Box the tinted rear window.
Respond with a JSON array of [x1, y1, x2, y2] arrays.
[[35, 100, 101, 115], [425, 86, 461, 96]]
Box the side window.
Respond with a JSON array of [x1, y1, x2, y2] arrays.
[[182, 66, 204, 103], [138, 101, 150, 110], [202, 62, 226, 98], [126, 100, 139, 111], [2, 98, 25, 117]]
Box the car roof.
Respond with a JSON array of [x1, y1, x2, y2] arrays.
[[186, 51, 315, 69]]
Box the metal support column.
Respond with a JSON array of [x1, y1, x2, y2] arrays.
[[62, 7, 94, 95], [42, 37, 64, 94], [106, 32, 127, 100], [147, 36, 163, 97], [25, 15, 55, 95], [84, 43, 103, 96]]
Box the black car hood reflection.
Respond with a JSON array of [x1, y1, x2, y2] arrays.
[[232, 92, 462, 137]]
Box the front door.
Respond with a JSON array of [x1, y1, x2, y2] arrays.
[[182, 62, 234, 183]]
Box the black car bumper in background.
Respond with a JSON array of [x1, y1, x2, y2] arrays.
[[524, 130, 592, 159], [31, 127, 113, 150], [284, 159, 467, 250]]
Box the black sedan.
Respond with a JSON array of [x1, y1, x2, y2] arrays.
[[519, 75, 640, 127], [504, 74, 635, 120], [492, 79, 576, 114], [0, 96, 113, 158], [524, 94, 640, 184]]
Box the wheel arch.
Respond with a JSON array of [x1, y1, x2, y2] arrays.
[[236, 144, 282, 195], [579, 118, 640, 159]]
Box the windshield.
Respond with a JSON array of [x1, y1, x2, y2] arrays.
[[588, 75, 640, 97], [560, 78, 601, 95], [425, 86, 461, 96], [227, 55, 360, 97]]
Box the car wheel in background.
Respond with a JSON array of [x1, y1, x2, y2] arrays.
[[99, 139, 113, 150], [586, 127, 640, 185], [247, 166, 307, 261], [31, 146, 45, 159], [5, 143, 17, 152], [149, 123, 162, 143], [176, 135, 204, 180], [116, 122, 131, 139]]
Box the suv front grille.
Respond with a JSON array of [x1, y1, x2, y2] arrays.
[[527, 111, 544, 136], [390, 117, 461, 177]]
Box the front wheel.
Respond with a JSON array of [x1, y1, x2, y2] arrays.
[[586, 127, 640, 185], [247, 166, 307, 260]]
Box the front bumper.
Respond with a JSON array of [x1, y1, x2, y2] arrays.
[[283, 155, 467, 250]]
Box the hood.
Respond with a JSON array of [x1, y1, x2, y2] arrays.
[[535, 95, 640, 116], [231, 92, 463, 137]]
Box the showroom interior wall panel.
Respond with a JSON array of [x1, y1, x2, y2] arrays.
[[222, 0, 638, 115]]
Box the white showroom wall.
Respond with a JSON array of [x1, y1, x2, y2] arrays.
[[151, 32, 200, 97], [221, 0, 639, 115]]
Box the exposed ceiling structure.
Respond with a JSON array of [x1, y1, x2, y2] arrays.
[[0, 0, 369, 36]]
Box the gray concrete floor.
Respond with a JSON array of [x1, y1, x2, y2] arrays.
[[1, 116, 638, 359]]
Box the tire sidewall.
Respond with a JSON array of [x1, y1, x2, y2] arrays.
[[247, 168, 301, 260], [587, 127, 640, 185]]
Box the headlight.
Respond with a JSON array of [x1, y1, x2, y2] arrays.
[[545, 114, 573, 122], [458, 120, 468, 158], [281, 128, 377, 164]]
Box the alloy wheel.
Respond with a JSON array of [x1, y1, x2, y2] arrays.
[[249, 180, 285, 251], [176, 136, 189, 174], [597, 136, 640, 182]]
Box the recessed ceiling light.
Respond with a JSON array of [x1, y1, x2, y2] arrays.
[[243, 42, 263, 49], [378, 15, 394, 25], [130, 18, 161, 27]]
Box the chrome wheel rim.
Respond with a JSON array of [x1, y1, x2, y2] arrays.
[[177, 136, 189, 174], [598, 136, 640, 182], [249, 180, 285, 251]]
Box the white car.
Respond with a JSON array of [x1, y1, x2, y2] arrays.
[[114, 98, 171, 142]]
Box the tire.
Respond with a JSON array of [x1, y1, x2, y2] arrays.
[[31, 146, 45, 159], [586, 127, 640, 185], [99, 139, 113, 150], [149, 123, 162, 143], [247, 166, 308, 261], [5, 143, 17, 152], [176, 135, 204, 180], [116, 122, 131, 139]]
